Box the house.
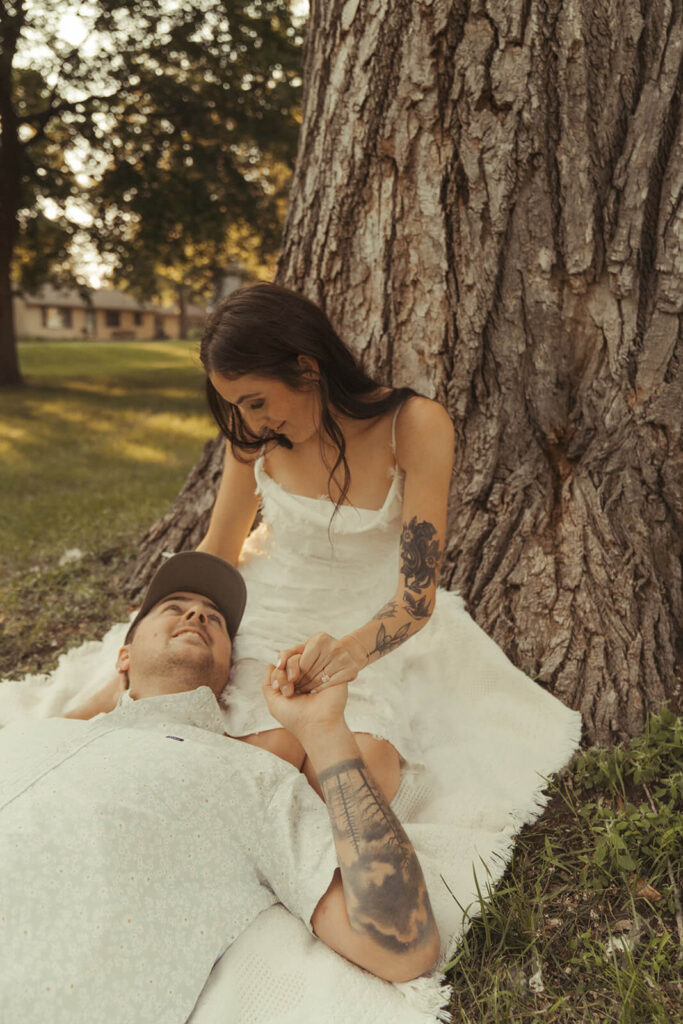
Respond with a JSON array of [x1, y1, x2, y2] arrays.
[[13, 286, 209, 341]]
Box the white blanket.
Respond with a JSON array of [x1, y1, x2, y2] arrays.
[[0, 621, 582, 1023]]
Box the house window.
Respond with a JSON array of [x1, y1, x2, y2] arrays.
[[105, 310, 120, 327], [133, 311, 143, 326], [40, 305, 73, 329]]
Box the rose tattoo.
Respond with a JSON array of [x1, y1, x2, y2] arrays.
[[400, 517, 440, 619]]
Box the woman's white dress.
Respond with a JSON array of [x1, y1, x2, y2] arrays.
[[223, 444, 581, 782], [224, 453, 425, 759]]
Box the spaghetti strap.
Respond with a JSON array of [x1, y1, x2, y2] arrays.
[[390, 404, 402, 455]]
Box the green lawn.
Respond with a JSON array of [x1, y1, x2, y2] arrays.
[[0, 340, 215, 577], [0, 340, 217, 676]]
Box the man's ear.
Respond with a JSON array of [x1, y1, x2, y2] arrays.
[[116, 646, 131, 674]]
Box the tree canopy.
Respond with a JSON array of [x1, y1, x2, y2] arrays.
[[0, 0, 303, 384]]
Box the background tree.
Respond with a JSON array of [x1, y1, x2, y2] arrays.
[[6, 67, 79, 298], [0, 0, 302, 386], [88, 5, 299, 322], [130, 0, 682, 745]]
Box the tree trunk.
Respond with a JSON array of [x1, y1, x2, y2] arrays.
[[177, 284, 188, 341], [125, 435, 226, 598], [0, 12, 23, 388], [0, 256, 21, 388], [129, 0, 682, 744]]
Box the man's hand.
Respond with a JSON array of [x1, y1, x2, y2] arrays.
[[262, 666, 348, 743]]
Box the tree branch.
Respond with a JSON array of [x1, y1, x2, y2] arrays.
[[0, 1, 25, 27], [0, 0, 25, 70], [18, 1, 110, 146], [20, 92, 118, 146]]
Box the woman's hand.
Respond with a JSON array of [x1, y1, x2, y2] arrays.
[[61, 672, 126, 720], [268, 633, 367, 698]]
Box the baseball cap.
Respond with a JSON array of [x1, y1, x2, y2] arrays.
[[127, 552, 247, 641]]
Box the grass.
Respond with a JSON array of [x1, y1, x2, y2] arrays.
[[445, 709, 682, 1022], [0, 339, 216, 677], [1, 340, 681, 1020], [0, 340, 214, 577]]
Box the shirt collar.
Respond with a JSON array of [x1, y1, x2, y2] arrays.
[[112, 686, 226, 734]]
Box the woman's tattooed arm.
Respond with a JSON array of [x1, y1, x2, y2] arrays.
[[317, 757, 438, 956], [369, 621, 411, 656], [337, 399, 454, 673], [357, 516, 442, 662], [400, 517, 440, 618]]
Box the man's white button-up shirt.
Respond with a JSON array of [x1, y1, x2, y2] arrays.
[[0, 686, 338, 1023]]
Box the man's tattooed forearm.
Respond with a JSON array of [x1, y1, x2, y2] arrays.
[[318, 758, 437, 954], [400, 517, 440, 619]]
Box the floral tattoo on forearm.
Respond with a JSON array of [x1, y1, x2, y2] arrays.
[[318, 757, 437, 954], [366, 517, 441, 659], [369, 621, 411, 657]]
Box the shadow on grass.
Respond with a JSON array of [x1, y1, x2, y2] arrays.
[[0, 360, 216, 576]]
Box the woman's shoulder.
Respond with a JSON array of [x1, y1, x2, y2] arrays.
[[394, 396, 454, 468], [395, 395, 454, 441]]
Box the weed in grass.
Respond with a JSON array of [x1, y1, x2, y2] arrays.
[[572, 709, 682, 914]]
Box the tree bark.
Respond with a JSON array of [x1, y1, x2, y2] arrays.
[[129, 0, 682, 744], [177, 284, 188, 341], [0, 7, 24, 388], [0, 253, 21, 388], [125, 436, 226, 598]]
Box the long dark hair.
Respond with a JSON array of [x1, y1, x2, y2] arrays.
[[200, 282, 416, 509]]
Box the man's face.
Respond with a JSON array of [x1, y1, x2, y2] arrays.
[[117, 592, 233, 700]]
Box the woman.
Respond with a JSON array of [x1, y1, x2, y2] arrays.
[[196, 281, 456, 800]]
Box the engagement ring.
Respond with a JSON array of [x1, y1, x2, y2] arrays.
[[321, 673, 330, 684]]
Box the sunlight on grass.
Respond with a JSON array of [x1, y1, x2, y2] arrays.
[[117, 440, 176, 464], [146, 412, 212, 439], [0, 341, 216, 575], [0, 424, 30, 458]]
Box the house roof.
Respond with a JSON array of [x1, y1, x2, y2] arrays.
[[19, 285, 206, 318]]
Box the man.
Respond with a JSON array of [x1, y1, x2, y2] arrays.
[[0, 552, 439, 1023]]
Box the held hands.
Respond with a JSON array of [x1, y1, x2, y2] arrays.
[[262, 666, 348, 741], [267, 632, 367, 699]]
